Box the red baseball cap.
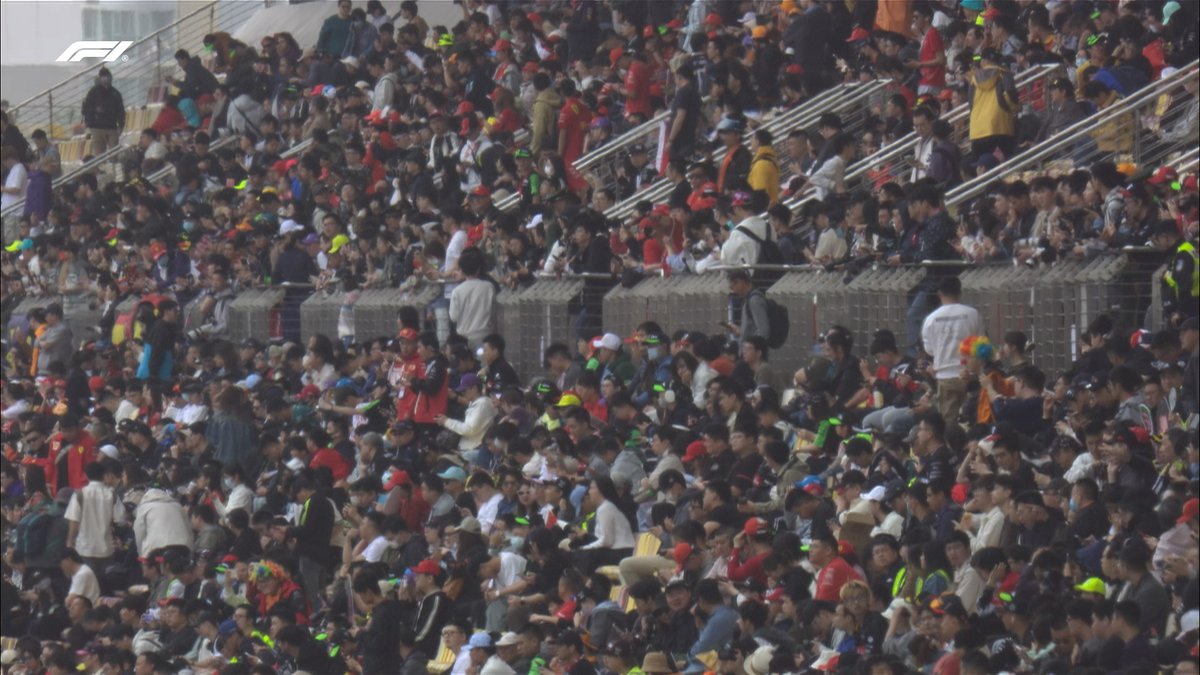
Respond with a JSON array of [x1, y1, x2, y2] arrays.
[[1179, 498, 1199, 525], [704, 12, 722, 26], [298, 384, 321, 399], [742, 517, 768, 538], [413, 559, 441, 576], [1147, 166, 1179, 186], [384, 470, 413, 491], [683, 440, 706, 462], [455, 101, 475, 117], [470, 185, 492, 199], [672, 543, 695, 570], [846, 27, 871, 43], [493, 39, 512, 52], [521, 61, 539, 74], [397, 327, 419, 341]]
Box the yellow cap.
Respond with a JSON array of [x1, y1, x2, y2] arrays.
[[328, 234, 350, 254]]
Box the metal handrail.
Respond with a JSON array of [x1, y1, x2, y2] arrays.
[[778, 63, 1061, 217], [0, 141, 138, 220], [1168, 146, 1198, 173], [8, 1, 270, 141], [574, 110, 673, 172], [945, 60, 1200, 208], [600, 80, 890, 221]]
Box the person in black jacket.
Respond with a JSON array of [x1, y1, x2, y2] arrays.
[[352, 571, 405, 675], [293, 475, 334, 611], [273, 231, 319, 342], [567, 219, 613, 344], [137, 300, 180, 382], [169, 51, 220, 100], [81, 68, 125, 155]]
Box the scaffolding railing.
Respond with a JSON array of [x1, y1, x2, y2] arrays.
[[7, 1, 271, 142], [945, 60, 1199, 209], [598, 79, 891, 221], [779, 63, 1061, 219]]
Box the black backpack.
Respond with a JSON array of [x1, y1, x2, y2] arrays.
[[750, 289, 790, 350], [736, 224, 786, 288]]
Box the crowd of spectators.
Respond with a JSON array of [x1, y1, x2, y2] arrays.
[[0, 0, 1199, 674]]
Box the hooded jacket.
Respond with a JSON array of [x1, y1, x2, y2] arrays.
[[967, 65, 1016, 140], [134, 488, 194, 556], [530, 88, 562, 155], [747, 144, 780, 204]]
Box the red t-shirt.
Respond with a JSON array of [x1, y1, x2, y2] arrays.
[[584, 398, 608, 423], [727, 548, 770, 585], [919, 27, 946, 88], [309, 448, 352, 482], [557, 97, 592, 164], [642, 238, 665, 266], [623, 60, 652, 118], [814, 556, 864, 602]]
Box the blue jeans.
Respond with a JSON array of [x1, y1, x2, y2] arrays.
[[862, 406, 915, 435], [905, 287, 936, 358]]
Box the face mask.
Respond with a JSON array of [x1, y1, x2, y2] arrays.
[[1075, 55, 1087, 68], [647, 347, 660, 361], [223, 478, 235, 491], [508, 534, 524, 549], [215, 573, 226, 586], [382, 469, 394, 486], [1068, 498, 1078, 513], [182, 219, 195, 233]]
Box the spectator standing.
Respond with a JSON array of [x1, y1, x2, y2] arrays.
[[65, 461, 124, 571], [1, 145, 29, 210], [318, 0, 355, 58], [921, 276, 982, 425], [966, 49, 1017, 161], [81, 67, 125, 155], [667, 66, 702, 163]]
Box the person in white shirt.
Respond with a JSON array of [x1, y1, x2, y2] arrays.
[[808, 134, 855, 200], [720, 193, 769, 270], [920, 275, 982, 425], [866, 484, 905, 540], [61, 550, 102, 604], [449, 249, 496, 348], [355, 512, 390, 563], [0, 148, 28, 210], [214, 465, 254, 521], [65, 462, 125, 566], [946, 531, 984, 612], [469, 473, 504, 534], [579, 477, 636, 569], [437, 373, 498, 454], [480, 550, 529, 632]]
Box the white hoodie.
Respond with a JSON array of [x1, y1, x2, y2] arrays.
[[133, 488, 194, 556]]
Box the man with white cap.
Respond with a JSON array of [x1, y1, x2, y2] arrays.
[[65, 460, 125, 573], [468, 632, 517, 675], [587, 333, 635, 386]]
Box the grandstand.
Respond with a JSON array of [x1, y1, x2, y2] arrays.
[[1, 1, 1198, 674]]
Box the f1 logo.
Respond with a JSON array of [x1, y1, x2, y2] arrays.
[[56, 41, 134, 62]]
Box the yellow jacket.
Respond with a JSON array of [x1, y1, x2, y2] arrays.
[[968, 66, 1016, 140], [1090, 90, 1133, 153], [747, 144, 781, 205]]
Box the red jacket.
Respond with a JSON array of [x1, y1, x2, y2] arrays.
[[44, 430, 96, 495], [309, 448, 352, 482], [815, 556, 864, 602]]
